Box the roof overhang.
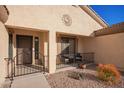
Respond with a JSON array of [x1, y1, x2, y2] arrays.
[[79, 5, 109, 28], [94, 22, 124, 36]]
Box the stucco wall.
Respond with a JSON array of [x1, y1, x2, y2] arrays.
[[6, 5, 103, 36], [77, 36, 86, 53], [82, 33, 124, 71], [0, 21, 9, 86]]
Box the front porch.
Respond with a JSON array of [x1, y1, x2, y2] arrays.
[[5, 26, 95, 78], [56, 32, 95, 69], [6, 26, 49, 77]]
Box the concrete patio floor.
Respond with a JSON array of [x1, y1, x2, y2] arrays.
[[11, 73, 50, 88]]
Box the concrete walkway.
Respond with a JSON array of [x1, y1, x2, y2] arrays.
[[11, 73, 50, 88]]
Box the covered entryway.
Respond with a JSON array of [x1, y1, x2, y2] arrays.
[[56, 33, 95, 69], [5, 26, 49, 78], [14, 34, 44, 77], [56, 33, 78, 69], [14, 35, 43, 77]]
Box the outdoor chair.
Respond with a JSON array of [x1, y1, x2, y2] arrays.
[[60, 54, 69, 64], [61, 54, 75, 64], [75, 53, 82, 62]]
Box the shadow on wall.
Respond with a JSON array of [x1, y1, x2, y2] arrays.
[[0, 5, 9, 23]]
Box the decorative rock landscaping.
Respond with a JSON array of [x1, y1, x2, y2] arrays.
[[46, 69, 124, 88]]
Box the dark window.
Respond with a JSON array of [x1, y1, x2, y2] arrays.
[[35, 37, 39, 59], [61, 37, 75, 55], [9, 34, 13, 58]]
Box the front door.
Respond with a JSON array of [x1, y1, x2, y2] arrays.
[[16, 35, 33, 65]]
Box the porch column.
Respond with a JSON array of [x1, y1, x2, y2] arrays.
[[43, 32, 49, 68], [49, 31, 57, 73]]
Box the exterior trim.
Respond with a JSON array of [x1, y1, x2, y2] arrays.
[[79, 5, 109, 28], [5, 25, 49, 32], [94, 22, 124, 36]]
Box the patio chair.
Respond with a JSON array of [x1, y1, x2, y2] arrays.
[[62, 54, 70, 64], [75, 53, 82, 62], [61, 54, 75, 64]]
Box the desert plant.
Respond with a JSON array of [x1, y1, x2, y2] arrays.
[[97, 64, 121, 83], [68, 71, 80, 79], [68, 71, 83, 80]]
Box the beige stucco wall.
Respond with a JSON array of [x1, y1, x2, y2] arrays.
[[6, 5, 103, 36], [81, 33, 124, 71], [0, 21, 9, 86], [77, 36, 86, 53]]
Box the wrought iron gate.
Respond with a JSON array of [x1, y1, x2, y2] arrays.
[[5, 51, 47, 79]]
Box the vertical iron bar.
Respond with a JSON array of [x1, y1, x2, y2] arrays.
[[30, 64, 31, 74], [20, 65, 23, 75], [7, 59, 9, 78], [13, 59, 15, 77], [43, 55, 45, 74], [11, 58, 13, 80], [24, 65, 25, 75], [27, 64, 28, 75]]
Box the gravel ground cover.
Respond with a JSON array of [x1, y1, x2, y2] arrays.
[[46, 69, 124, 88]]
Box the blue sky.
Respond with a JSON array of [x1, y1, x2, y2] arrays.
[[90, 5, 124, 26]]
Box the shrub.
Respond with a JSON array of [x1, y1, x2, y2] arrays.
[[97, 64, 121, 83], [68, 71, 83, 80], [68, 71, 80, 80]]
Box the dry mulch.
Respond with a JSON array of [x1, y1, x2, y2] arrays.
[[45, 69, 124, 88]]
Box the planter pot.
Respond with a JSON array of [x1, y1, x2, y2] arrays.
[[79, 64, 86, 69]]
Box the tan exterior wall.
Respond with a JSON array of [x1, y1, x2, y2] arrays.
[[81, 33, 124, 71], [77, 36, 85, 53], [0, 21, 9, 86], [6, 5, 103, 36]]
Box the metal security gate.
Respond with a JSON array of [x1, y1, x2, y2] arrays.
[[5, 35, 47, 79], [15, 51, 45, 76], [5, 51, 46, 79]]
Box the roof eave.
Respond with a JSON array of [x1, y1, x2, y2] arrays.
[[79, 5, 109, 28]]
